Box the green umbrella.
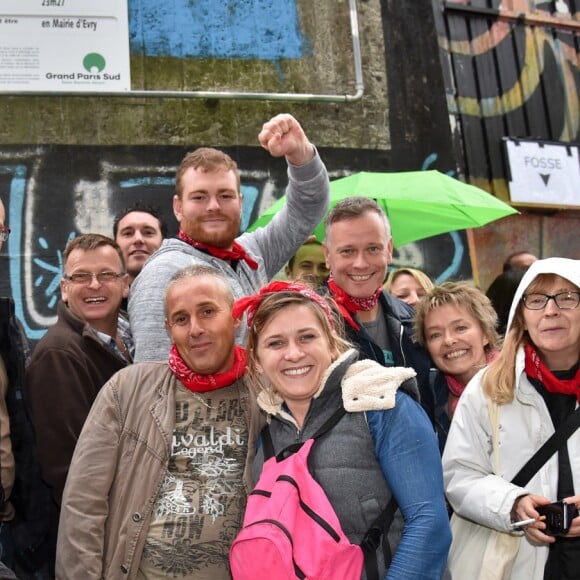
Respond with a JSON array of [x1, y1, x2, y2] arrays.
[[248, 170, 518, 247]]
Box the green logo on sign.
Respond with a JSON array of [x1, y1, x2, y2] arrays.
[[83, 53, 106, 73]]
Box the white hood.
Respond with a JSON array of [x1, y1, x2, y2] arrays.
[[506, 257, 580, 332]]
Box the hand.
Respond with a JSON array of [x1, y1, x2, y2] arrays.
[[512, 494, 555, 544], [258, 114, 315, 166], [562, 496, 580, 538]]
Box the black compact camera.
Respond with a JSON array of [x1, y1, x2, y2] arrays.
[[536, 501, 579, 536]]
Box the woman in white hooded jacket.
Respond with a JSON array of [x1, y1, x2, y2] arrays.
[[443, 257, 580, 580]]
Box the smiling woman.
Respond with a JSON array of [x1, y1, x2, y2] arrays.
[[384, 267, 434, 308], [413, 281, 500, 451], [231, 281, 451, 579], [253, 303, 333, 425], [442, 258, 580, 579]]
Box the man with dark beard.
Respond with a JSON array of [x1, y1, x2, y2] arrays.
[[129, 113, 330, 362]]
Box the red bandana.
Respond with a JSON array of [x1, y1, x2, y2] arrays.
[[326, 275, 382, 331], [233, 280, 332, 327], [178, 230, 259, 270], [168, 344, 247, 392], [524, 344, 580, 403], [446, 349, 501, 414]]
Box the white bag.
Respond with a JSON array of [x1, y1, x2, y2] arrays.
[[447, 400, 521, 579], [448, 512, 520, 580]]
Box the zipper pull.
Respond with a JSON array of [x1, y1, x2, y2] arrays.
[[295, 428, 301, 444]]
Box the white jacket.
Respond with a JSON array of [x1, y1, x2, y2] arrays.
[[442, 346, 580, 580]]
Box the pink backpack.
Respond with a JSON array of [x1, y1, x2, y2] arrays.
[[229, 408, 393, 580]]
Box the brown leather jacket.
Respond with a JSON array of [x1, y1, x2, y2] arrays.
[[25, 301, 129, 510], [56, 362, 263, 580]]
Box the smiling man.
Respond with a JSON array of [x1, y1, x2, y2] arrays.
[[57, 265, 261, 580], [129, 113, 330, 362], [113, 203, 166, 285], [25, 234, 133, 570], [284, 235, 329, 286], [322, 197, 435, 426]]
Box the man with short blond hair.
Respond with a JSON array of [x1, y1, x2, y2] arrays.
[[322, 197, 435, 425], [57, 265, 261, 579]]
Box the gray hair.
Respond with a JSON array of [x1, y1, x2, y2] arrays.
[[163, 265, 233, 316]]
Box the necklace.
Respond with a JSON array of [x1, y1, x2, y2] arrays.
[[114, 336, 131, 362], [190, 391, 211, 409], [119, 340, 130, 359]]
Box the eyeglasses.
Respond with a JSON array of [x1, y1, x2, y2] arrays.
[[522, 291, 580, 310], [0, 226, 10, 242], [63, 271, 126, 285]]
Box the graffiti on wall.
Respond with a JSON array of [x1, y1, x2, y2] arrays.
[[437, 0, 579, 191], [0, 146, 472, 342]]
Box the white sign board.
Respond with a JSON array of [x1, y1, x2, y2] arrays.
[[0, 0, 130, 92], [504, 139, 580, 208]]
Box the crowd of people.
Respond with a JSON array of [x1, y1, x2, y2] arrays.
[[0, 113, 578, 580]]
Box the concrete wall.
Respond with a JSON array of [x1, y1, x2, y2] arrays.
[[0, 0, 472, 341], [0, 0, 392, 148]]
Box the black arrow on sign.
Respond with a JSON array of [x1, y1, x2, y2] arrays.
[[539, 174, 551, 186]]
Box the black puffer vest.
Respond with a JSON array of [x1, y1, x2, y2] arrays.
[[253, 351, 408, 578]]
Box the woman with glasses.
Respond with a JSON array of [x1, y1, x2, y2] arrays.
[[443, 258, 580, 579]]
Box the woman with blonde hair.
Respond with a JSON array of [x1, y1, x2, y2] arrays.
[[232, 280, 451, 579], [443, 258, 580, 579], [414, 281, 501, 450], [384, 268, 434, 308]]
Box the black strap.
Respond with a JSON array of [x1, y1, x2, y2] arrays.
[[361, 495, 398, 580], [311, 406, 347, 440], [511, 405, 580, 487], [261, 406, 347, 461], [261, 423, 275, 461]]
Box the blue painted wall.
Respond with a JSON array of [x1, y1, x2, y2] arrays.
[[129, 0, 308, 59]]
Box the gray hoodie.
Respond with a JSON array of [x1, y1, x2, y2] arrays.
[[129, 152, 330, 362]]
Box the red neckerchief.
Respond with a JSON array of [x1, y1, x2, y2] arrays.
[[233, 280, 332, 327], [326, 275, 382, 331], [446, 349, 501, 414], [168, 344, 247, 392], [524, 343, 580, 403], [178, 230, 258, 270]]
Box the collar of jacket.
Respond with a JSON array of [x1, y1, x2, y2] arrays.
[[513, 345, 546, 406], [58, 300, 128, 356], [257, 349, 358, 421], [256, 349, 417, 424]]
